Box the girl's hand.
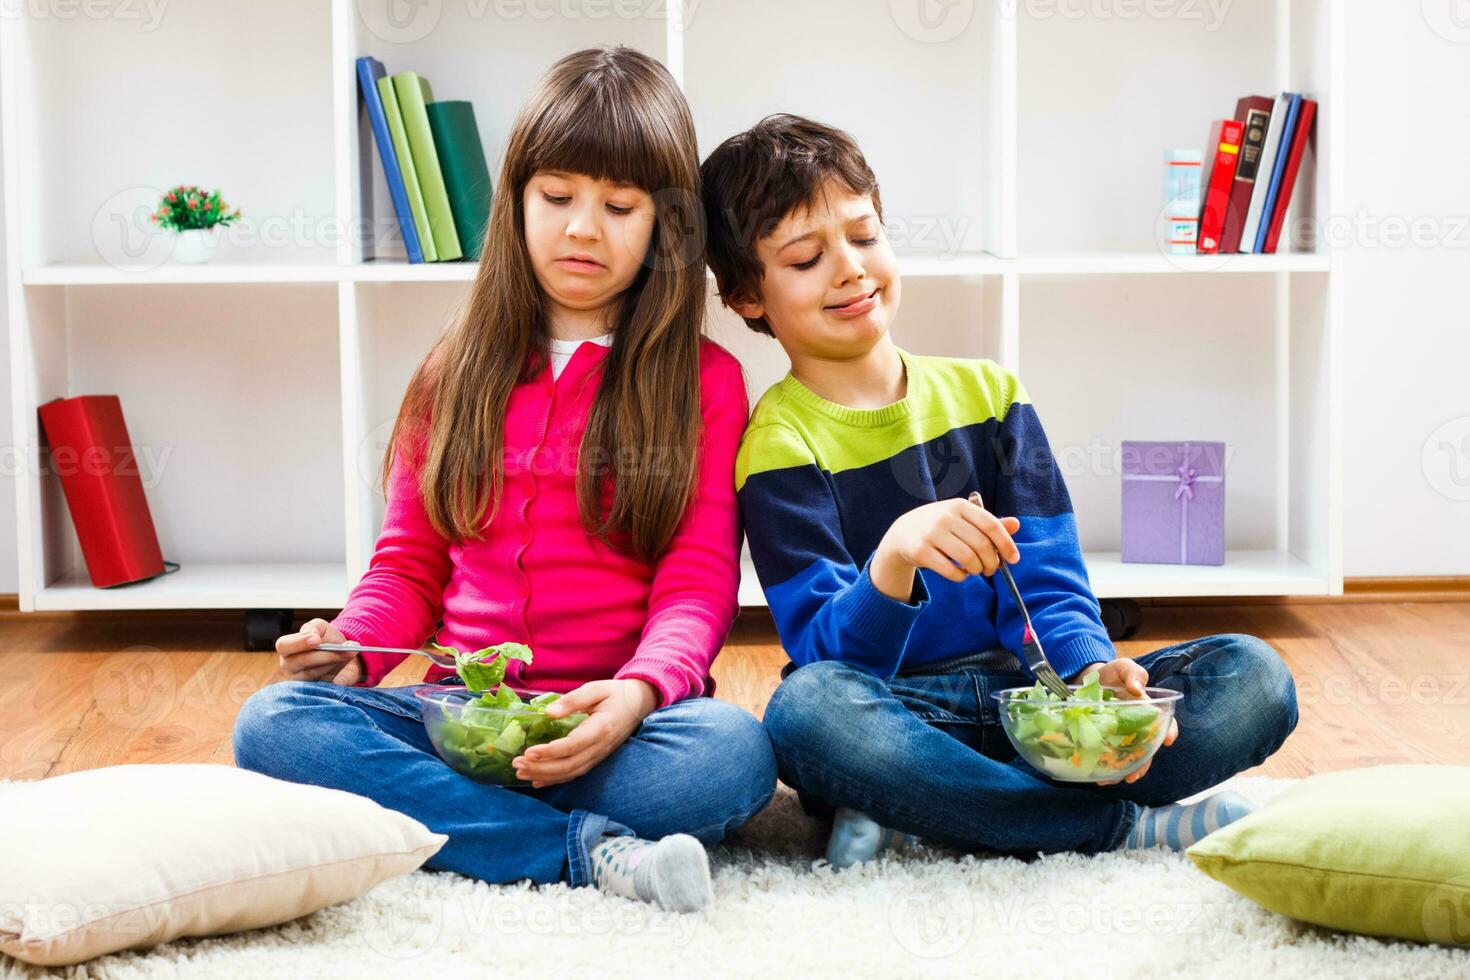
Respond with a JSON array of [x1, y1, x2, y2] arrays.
[[277, 618, 364, 686], [512, 679, 659, 788], [1070, 659, 1180, 786]]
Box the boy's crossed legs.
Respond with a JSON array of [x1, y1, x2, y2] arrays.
[[763, 633, 1299, 862]]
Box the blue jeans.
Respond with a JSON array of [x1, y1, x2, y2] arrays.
[[232, 681, 777, 886], [763, 633, 1299, 856]]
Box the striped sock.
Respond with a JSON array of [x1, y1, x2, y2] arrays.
[[825, 808, 919, 869], [1125, 791, 1254, 850]]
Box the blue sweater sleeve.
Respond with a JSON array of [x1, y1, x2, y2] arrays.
[[737, 425, 929, 680], [987, 385, 1116, 682]]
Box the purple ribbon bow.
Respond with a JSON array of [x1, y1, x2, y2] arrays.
[[1174, 464, 1197, 501]]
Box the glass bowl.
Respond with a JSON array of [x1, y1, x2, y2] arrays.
[[991, 684, 1181, 783], [414, 685, 585, 786]]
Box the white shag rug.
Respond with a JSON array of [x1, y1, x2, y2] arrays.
[[5, 775, 1469, 980]]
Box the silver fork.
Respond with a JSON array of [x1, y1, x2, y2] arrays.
[[968, 491, 1072, 700], [316, 642, 459, 669]]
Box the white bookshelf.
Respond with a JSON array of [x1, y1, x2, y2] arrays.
[[1, 0, 1343, 619]]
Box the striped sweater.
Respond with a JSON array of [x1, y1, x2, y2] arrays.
[[734, 347, 1115, 682]]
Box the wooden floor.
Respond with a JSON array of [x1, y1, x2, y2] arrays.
[[2, 600, 1467, 783]]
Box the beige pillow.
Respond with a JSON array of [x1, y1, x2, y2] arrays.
[[0, 763, 446, 966]]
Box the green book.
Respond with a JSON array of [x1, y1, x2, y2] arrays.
[[376, 74, 436, 262], [391, 72, 463, 262], [427, 100, 493, 260]]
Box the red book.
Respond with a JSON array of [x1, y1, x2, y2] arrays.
[[37, 395, 168, 588], [1262, 97, 1318, 253], [1220, 97, 1273, 253], [1197, 119, 1245, 253]]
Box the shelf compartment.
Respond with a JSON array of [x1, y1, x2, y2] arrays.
[[682, 0, 1007, 259], [344, 0, 668, 264], [8, 0, 336, 267], [18, 284, 346, 611]]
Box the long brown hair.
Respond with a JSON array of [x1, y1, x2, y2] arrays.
[[381, 46, 706, 562]]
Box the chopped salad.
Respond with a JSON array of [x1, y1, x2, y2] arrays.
[[1000, 670, 1167, 782], [422, 641, 587, 785]]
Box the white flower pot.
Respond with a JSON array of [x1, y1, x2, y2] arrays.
[[171, 227, 221, 264]]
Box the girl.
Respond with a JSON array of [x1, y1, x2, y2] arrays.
[[232, 46, 775, 914]]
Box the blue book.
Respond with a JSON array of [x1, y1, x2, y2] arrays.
[[1252, 92, 1302, 254], [356, 56, 425, 264]]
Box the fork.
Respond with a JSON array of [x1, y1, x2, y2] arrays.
[[316, 642, 459, 669], [968, 491, 1072, 700]]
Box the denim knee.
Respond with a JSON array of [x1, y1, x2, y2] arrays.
[[762, 660, 889, 772], [231, 681, 314, 773], [708, 700, 779, 824], [664, 699, 778, 842], [1220, 633, 1299, 748]]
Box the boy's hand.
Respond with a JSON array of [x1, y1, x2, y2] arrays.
[[1070, 659, 1180, 785], [511, 679, 658, 788], [870, 498, 1021, 601]]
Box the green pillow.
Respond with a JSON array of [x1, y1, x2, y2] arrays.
[[1187, 765, 1470, 945]]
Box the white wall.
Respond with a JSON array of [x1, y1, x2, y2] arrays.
[[0, 56, 14, 594], [0, 4, 1465, 591], [1340, 2, 1470, 575]]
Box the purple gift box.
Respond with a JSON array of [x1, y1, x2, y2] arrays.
[[1121, 441, 1225, 565]]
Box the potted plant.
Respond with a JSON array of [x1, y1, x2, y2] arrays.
[[150, 185, 241, 264]]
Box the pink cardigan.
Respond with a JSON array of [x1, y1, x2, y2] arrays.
[[331, 339, 749, 706]]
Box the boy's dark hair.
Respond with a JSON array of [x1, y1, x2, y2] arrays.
[[700, 114, 883, 336]]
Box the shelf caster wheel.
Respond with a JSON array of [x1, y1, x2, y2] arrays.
[[1100, 598, 1142, 641], [245, 609, 294, 651]]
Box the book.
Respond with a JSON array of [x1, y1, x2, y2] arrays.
[[1196, 119, 1244, 254], [37, 395, 169, 588], [1252, 92, 1303, 253], [377, 74, 437, 262], [1262, 97, 1318, 253], [392, 71, 463, 262], [356, 57, 424, 264], [427, 100, 493, 260], [1240, 93, 1295, 253], [1220, 96, 1273, 253], [1163, 149, 1203, 254]]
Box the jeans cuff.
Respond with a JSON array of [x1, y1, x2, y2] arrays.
[[565, 809, 633, 887], [1103, 798, 1143, 852]]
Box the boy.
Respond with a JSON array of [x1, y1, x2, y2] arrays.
[[701, 114, 1299, 867]]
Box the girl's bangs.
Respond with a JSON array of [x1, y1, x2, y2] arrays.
[[521, 86, 679, 195]]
